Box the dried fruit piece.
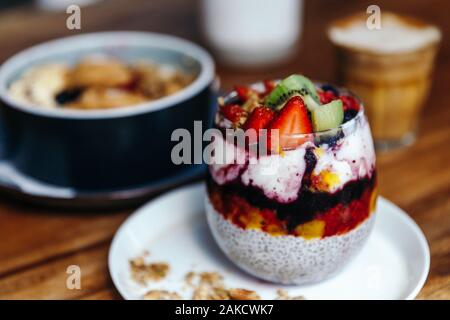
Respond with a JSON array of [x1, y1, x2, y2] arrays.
[[68, 87, 147, 109], [68, 59, 133, 88]]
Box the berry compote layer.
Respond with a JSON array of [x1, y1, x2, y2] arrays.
[[207, 75, 377, 239]]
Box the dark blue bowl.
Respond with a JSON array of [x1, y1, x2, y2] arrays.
[[0, 32, 216, 191]]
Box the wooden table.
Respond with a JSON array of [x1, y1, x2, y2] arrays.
[[0, 0, 448, 300]]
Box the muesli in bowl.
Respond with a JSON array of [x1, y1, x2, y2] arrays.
[[9, 56, 194, 110]]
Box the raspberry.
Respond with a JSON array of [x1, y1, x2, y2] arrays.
[[221, 104, 245, 123], [318, 90, 336, 104], [340, 95, 360, 111]]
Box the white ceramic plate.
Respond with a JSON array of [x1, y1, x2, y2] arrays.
[[109, 183, 430, 300]]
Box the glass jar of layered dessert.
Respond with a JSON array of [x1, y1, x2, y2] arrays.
[[206, 74, 377, 285]]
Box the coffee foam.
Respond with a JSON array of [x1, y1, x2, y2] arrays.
[[329, 13, 441, 53]]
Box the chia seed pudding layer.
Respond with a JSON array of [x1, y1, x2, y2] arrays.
[[206, 197, 376, 285]]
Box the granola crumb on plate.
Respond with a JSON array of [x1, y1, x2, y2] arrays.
[[228, 288, 261, 300], [128, 252, 304, 300], [143, 290, 181, 300], [129, 255, 169, 285], [276, 288, 305, 300]]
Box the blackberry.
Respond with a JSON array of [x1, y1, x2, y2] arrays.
[[343, 109, 359, 123], [315, 129, 344, 148], [305, 147, 317, 173], [55, 88, 82, 105], [320, 84, 339, 96]]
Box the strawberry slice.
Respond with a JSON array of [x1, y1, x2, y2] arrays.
[[221, 104, 245, 123], [234, 85, 258, 101], [268, 96, 312, 152], [243, 106, 275, 131], [243, 106, 275, 147]]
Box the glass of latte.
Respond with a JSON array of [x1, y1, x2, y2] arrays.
[[328, 12, 441, 150]]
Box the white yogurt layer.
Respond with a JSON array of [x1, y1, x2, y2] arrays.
[[313, 118, 375, 192], [241, 144, 310, 203], [208, 133, 247, 185], [329, 13, 441, 53], [209, 115, 376, 202]]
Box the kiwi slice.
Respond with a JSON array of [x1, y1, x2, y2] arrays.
[[265, 84, 291, 107], [311, 99, 344, 132], [282, 75, 320, 104], [265, 87, 302, 109], [265, 74, 320, 110]]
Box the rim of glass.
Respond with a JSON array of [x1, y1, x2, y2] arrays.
[[220, 80, 366, 139], [327, 12, 442, 57]]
